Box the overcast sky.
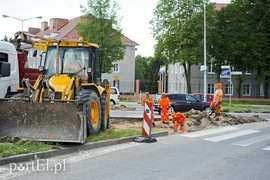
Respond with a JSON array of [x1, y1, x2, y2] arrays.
[[0, 0, 230, 57]]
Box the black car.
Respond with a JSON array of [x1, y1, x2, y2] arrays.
[[153, 93, 210, 114]]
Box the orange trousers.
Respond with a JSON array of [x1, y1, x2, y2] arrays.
[[173, 122, 185, 132], [210, 102, 222, 115], [151, 110, 154, 122], [160, 107, 169, 122]]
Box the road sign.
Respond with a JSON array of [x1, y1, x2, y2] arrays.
[[220, 68, 231, 79], [231, 71, 242, 75]]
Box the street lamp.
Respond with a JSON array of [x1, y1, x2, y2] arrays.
[[203, 0, 207, 102], [2, 14, 42, 31]]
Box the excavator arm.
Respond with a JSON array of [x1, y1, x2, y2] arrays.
[[11, 31, 48, 52]]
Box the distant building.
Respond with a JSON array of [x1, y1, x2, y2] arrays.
[[27, 16, 139, 94]]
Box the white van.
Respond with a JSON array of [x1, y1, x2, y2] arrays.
[[110, 87, 120, 105]]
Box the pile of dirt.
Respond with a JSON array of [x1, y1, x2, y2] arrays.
[[111, 104, 136, 111], [110, 109, 267, 134], [184, 109, 267, 132]]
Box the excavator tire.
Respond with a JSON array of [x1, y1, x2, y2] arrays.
[[100, 93, 109, 131], [77, 89, 101, 136]]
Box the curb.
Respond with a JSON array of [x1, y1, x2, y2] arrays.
[[0, 131, 168, 166]]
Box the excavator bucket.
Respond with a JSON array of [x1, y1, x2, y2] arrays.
[[0, 101, 87, 143]]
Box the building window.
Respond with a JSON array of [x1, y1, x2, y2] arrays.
[[208, 84, 215, 94], [113, 63, 119, 72], [260, 84, 265, 96], [208, 63, 215, 74], [225, 84, 233, 96], [242, 84, 251, 96], [244, 70, 252, 75]]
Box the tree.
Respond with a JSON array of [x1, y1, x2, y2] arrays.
[[76, 0, 125, 74], [209, 0, 270, 98], [135, 55, 149, 91], [135, 55, 163, 93], [150, 0, 215, 93], [148, 58, 165, 93]]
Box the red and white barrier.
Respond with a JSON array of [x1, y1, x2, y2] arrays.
[[134, 101, 157, 143], [142, 101, 152, 137]]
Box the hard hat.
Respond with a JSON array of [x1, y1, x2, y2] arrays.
[[216, 83, 222, 88]]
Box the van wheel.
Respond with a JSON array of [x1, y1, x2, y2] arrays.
[[168, 106, 174, 114], [110, 100, 115, 105], [9, 93, 24, 102]]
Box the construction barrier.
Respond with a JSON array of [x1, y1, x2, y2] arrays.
[[134, 101, 157, 143]]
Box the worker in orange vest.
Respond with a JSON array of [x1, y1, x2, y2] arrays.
[[171, 111, 186, 132], [208, 83, 223, 121], [158, 92, 171, 124], [142, 92, 155, 127]]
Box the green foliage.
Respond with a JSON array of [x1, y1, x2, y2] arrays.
[[150, 0, 214, 93], [86, 129, 141, 143], [209, 0, 270, 98], [222, 101, 270, 113], [135, 55, 165, 93], [76, 0, 125, 73], [149, 0, 270, 97], [0, 140, 61, 158]]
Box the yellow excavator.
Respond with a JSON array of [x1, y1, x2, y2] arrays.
[[0, 31, 111, 143]]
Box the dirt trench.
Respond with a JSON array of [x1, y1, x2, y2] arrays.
[[110, 106, 268, 134]]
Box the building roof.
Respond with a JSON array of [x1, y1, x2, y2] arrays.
[[214, 3, 228, 10], [28, 16, 139, 46], [121, 36, 139, 46]]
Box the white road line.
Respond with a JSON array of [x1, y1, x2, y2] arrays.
[[263, 146, 270, 151], [180, 126, 239, 138], [232, 133, 270, 147], [204, 130, 259, 142]]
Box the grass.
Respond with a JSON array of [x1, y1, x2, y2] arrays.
[[0, 140, 61, 158], [86, 129, 141, 143], [120, 98, 135, 102], [0, 129, 142, 158], [223, 100, 270, 105], [221, 101, 270, 113]]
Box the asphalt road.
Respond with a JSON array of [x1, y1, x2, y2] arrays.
[[1, 121, 270, 180]]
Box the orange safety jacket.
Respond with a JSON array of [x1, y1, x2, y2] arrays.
[[141, 97, 154, 106], [172, 112, 186, 125], [158, 97, 170, 108]]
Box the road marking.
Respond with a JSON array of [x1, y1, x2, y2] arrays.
[[64, 142, 141, 164], [180, 126, 239, 138], [263, 146, 270, 151], [232, 133, 270, 147], [204, 130, 259, 142]]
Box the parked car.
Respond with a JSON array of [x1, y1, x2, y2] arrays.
[[192, 93, 214, 103], [153, 93, 210, 114], [110, 87, 120, 105], [153, 94, 161, 112]]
